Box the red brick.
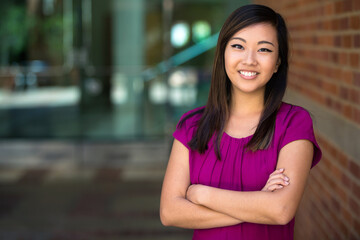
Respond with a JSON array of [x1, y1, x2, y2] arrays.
[[325, 96, 333, 109], [322, 81, 338, 95], [331, 160, 343, 178], [341, 173, 352, 190], [339, 86, 350, 100], [324, 20, 332, 30], [335, 1, 344, 14], [340, 69, 353, 84], [340, 17, 349, 29], [353, 181, 360, 201], [328, 211, 347, 238], [324, 2, 334, 15], [343, 0, 353, 12], [342, 35, 352, 48], [333, 100, 343, 114], [327, 204, 341, 221], [334, 183, 348, 202], [350, 15, 360, 30], [251, 2, 360, 239], [336, 148, 350, 167], [349, 158, 360, 179], [353, 0, 360, 11], [334, 35, 342, 47], [324, 37, 333, 47], [337, 216, 351, 238], [350, 89, 360, 104], [353, 108, 360, 124], [339, 52, 349, 66], [350, 53, 360, 68], [349, 197, 360, 217], [342, 104, 353, 119], [354, 72, 360, 87], [353, 219, 360, 237], [325, 139, 337, 155], [354, 34, 360, 48], [348, 231, 360, 240], [331, 52, 339, 62], [342, 207, 352, 225]]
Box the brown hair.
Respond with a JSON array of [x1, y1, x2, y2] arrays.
[[179, 4, 289, 160]]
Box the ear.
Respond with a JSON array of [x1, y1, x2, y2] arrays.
[[274, 58, 281, 73]]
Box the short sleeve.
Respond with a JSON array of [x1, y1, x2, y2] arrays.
[[279, 107, 322, 168], [173, 107, 203, 150]]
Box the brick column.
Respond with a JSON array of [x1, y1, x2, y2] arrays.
[[253, 1, 360, 239]]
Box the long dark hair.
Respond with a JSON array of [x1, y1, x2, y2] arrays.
[[179, 4, 289, 160]]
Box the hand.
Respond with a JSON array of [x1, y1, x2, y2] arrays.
[[262, 168, 290, 192], [186, 184, 207, 205]]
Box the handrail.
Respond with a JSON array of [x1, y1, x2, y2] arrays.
[[142, 32, 219, 81]]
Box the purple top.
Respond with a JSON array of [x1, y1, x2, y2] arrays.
[[173, 102, 322, 240]]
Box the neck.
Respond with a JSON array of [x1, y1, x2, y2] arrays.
[[230, 90, 265, 117]]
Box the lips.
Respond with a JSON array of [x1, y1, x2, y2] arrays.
[[238, 70, 259, 79]]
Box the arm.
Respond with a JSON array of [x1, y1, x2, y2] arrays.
[[187, 139, 313, 225], [160, 139, 243, 229]]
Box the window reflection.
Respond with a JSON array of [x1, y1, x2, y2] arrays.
[[0, 0, 247, 139]]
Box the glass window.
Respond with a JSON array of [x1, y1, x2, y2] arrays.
[[0, 0, 249, 139]]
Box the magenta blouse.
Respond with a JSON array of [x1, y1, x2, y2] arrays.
[[173, 102, 322, 240]]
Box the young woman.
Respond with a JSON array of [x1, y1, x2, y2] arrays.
[[160, 4, 322, 240]]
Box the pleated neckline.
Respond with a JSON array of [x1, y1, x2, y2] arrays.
[[222, 131, 254, 142]]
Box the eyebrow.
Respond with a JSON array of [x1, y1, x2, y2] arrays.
[[230, 37, 275, 47]]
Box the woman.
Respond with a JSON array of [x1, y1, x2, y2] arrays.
[[160, 4, 322, 240]]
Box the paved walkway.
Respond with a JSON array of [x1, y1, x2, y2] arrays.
[[0, 141, 193, 240]]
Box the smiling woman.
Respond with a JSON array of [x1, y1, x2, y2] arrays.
[[160, 4, 322, 240], [224, 23, 280, 96]]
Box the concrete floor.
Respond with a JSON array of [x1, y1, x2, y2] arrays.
[[0, 140, 193, 240]]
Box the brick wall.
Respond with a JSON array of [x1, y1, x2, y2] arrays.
[[253, 0, 360, 239]]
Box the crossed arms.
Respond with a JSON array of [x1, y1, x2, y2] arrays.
[[160, 138, 314, 229]]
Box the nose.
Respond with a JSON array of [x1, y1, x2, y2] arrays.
[[242, 50, 257, 66]]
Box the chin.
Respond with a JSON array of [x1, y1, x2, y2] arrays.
[[235, 86, 265, 94]]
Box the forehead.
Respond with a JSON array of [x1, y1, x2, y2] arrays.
[[230, 23, 278, 44]]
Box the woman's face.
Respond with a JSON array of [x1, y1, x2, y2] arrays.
[[224, 23, 280, 96]]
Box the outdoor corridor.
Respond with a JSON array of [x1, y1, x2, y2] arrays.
[[0, 141, 193, 240]]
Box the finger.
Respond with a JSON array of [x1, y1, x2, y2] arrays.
[[269, 168, 285, 177], [267, 178, 290, 186], [267, 184, 284, 192], [267, 173, 290, 182], [269, 168, 283, 176], [268, 178, 290, 186]]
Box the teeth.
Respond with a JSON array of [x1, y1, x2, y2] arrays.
[[240, 71, 257, 77]]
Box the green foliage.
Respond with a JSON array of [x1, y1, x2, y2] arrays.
[[40, 14, 64, 63], [0, 1, 64, 65], [0, 4, 35, 63]]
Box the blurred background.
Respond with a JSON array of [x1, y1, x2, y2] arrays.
[[0, 0, 359, 239]]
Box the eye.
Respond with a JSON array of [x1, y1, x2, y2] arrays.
[[258, 48, 273, 52], [230, 44, 244, 50]]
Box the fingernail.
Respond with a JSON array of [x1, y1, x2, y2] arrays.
[[285, 181, 289, 185], [279, 168, 284, 171], [285, 177, 289, 181]]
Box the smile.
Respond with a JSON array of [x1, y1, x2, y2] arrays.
[[238, 70, 259, 79], [239, 71, 258, 77]]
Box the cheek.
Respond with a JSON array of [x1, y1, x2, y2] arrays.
[[224, 52, 232, 73], [224, 51, 238, 70], [260, 56, 278, 72]]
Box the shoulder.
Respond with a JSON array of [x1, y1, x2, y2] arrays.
[[177, 105, 205, 128], [277, 102, 312, 123], [275, 102, 322, 168], [181, 105, 205, 118], [173, 106, 205, 149], [275, 102, 315, 138]]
